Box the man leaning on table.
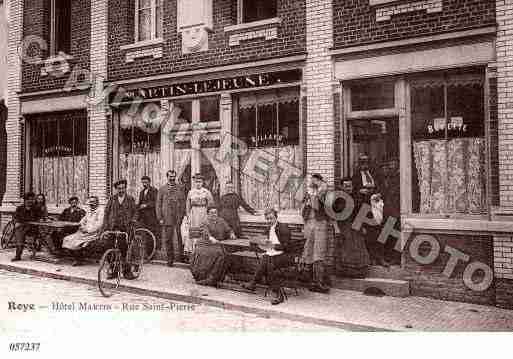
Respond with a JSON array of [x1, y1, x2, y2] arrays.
[[241, 208, 293, 305]]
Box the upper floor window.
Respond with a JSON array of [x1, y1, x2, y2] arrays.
[[50, 0, 71, 56], [136, 0, 163, 42], [238, 0, 277, 24]]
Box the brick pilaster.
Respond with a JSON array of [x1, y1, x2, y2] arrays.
[[3, 0, 23, 205], [304, 0, 335, 185], [88, 0, 109, 203]]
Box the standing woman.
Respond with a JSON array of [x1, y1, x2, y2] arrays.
[[219, 181, 256, 238], [184, 174, 214, 255]]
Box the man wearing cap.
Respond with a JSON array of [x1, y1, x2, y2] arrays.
[[137, 176, 158, 240], [301, 173, 331, 293], [352, 154, 378, 200], [11, 192, 41, 261], [156, 170, 186, 266], [99, 179, 137, 274]]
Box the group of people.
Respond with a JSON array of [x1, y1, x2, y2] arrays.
[[9, 154, 399, 305]]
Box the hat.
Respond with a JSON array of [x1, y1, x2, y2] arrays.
[[311, 173, 323, 181], [192, 173, 204, 180], [23, 192, 36, 200], [207, 204, 218, 212], [113, 179, 127, 188], [141, 175, 151, 181], [68, 196, 79, 203]]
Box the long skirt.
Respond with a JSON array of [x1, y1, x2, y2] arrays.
[[302, 219, 329, 264], [190, 241, 227, 283], [336, 222, 370, 278]]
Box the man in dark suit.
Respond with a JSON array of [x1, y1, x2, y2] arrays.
[[137, 176, 158, 241], [52, 196, 87, 253], [98, 179, 137, 278], [241, 208, 293, 305]]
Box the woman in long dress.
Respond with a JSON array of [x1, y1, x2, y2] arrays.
[[190, 205, 236, 287], [184, 174, 214, 254], [334, 178, 370, 278]]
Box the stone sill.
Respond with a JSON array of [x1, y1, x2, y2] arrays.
[[34, 54, 74, 65], [369, 0, 402, 6], [403, 217, 513, 235], [224, 17, 281, 33], [120, 38, 164, 51]]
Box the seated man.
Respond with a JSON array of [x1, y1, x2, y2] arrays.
[[97, 179, 137, 278], [241, 208, 293, 305], [62, 196, 104, 266], [50, 196, 87, 253], [11, 192, 41, 262], [190, 204, 236, 287]]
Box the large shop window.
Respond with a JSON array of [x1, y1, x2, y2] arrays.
[[50, 0, 71, 56], [136, 0, 163, 42], [118, 104, 162, 199], [410, 72, 487, 215], [237, 89, 302, 211], [238, 0, 277, 23], [30, 113, 88, 205]]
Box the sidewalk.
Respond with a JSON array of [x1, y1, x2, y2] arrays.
[[1, 249, 513, 331]]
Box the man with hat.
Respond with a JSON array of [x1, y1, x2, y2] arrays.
[[11, 192, 41, 261], [137, 175, 159, 241], [98, 179, 137, 275], [47, 196, 87, 255], [301, 173, 331, 293], [156, 170, 186, 266]]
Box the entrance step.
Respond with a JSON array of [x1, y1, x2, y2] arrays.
[[332, 277, 410, 298]]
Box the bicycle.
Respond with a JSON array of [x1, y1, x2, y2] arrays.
[[1, 219, 43, 256], [136, 227, 157, 263], [97, 222, 145, 297]]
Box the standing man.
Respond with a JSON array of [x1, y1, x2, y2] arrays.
[[301, 173, 330, 293], [219, 181, 256, 238], [156, 170, 186, 267], [137, 176, 158, 239], [11, 192, 41, 262], [99, 179, 137, 276], [380, 158, 401, 265]]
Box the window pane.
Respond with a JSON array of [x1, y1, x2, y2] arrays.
[[174, 101, 192, 124], [447, 83, 484, 138], [55, 0, 71, 54], [239, 106, 256, 147], [200, 97, 219, 123], [138, 9, 152, 41], [351, 81, 395, 111], [243, 0, 277, 23], [278, 100, 299, 146], [411, 84, 445, 140], [257, 103, 277, 147], [139, 0, 152, 9]]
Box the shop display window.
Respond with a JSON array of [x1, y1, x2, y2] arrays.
[[410, 72, 486, 215], [351, 81, 395, 111], [199, 97, 219, 123], [237, 88, 302, 211], [30, 113, 88, 205]]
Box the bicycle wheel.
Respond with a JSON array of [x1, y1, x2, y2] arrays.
[[135, 228, 156, 263], [1, 220, 15, 249], [126, 234, 145, 279], [98, 249, 121, 297]]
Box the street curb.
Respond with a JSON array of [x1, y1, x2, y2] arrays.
[[0, 262, 393, 332]]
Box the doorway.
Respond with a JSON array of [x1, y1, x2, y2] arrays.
[[348, 118, 399, 176]]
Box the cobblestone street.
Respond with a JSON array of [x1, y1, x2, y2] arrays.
[[0, 269, 334, 335]]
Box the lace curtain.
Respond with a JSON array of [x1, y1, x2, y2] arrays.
[[240, 145, 303, 211], [119, 152, 162, 199], [32, 156, 88, 205], [413, 138, 486, 215]]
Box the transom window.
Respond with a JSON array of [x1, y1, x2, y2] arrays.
[[237, 0, 277, 24], [136, 0, 163, 42]]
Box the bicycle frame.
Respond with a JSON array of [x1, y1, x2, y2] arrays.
[[99, 231, 129, 257]]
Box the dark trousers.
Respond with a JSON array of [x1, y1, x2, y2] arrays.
[[365, 227, 384, 264], [162, 224, 181, 264], [93, 231, 128, 262], [251, 253, 295, 292]]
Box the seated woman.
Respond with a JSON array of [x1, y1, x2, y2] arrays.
[[190, 204, 236, 287], [62, 196, 104, 266]]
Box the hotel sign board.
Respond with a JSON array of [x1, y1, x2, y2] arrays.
[[121, 70, 301, 101]]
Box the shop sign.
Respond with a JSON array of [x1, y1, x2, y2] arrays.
[[121, 70, 301, 102]]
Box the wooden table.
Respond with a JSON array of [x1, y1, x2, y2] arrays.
[[26, 220, 80, 260]]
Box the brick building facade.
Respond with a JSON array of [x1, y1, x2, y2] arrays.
[[4, 0, 513, 308]]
